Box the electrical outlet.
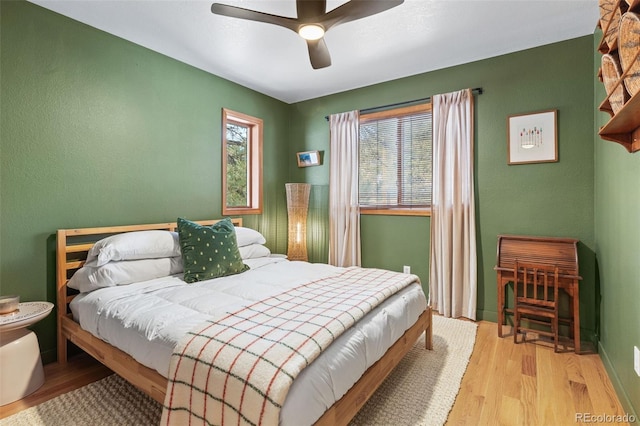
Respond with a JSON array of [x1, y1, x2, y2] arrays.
[[634, 346, 640, 377], [403, 265, 411, 274]]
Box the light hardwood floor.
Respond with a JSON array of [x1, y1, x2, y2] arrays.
[[447, 321, 631, 426], [0, 321, 631, 425]]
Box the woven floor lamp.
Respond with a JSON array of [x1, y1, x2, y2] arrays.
[[286, 183, 311, 261]]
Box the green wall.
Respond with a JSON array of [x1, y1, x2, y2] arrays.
[[593, 32, 640, 419], [0, 0, 290, 362], [289, 36, 597, 340]]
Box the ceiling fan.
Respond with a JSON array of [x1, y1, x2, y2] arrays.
[[211, 0, 404, 69]]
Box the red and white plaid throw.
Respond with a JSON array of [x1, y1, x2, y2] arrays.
[[161, 267, 419, 426]]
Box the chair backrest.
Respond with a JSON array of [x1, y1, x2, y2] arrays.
[[514, 260, 560, 310]]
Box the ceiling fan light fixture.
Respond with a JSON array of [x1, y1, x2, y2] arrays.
[[298, 24, 325, 41], [211, 0, 405, 69]]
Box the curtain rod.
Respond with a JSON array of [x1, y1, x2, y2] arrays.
[[324, 87, 483, 121]]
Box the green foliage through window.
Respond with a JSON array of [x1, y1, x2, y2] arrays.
[[226, 122, 249, 207], [222, 108, 263, 215]]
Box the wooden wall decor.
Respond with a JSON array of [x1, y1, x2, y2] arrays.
[[597, 0, 640, 153]]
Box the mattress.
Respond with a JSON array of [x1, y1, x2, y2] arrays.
[[70, 257, 427, 425]]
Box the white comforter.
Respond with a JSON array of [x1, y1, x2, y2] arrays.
[[70, 257, 427, 425]]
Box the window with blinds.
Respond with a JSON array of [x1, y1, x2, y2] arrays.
[[359, 103, 432, 214]]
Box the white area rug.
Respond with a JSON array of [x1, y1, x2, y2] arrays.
[[1, 315, 477, 426], [350, 315, 478, 426]]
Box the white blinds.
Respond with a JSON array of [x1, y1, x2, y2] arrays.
[[359, 105, 432, 209]]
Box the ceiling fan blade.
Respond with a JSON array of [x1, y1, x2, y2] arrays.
[[296, 0, 326, 21], [321, 0, 404, 30], [211, 3, 299, 32], [307, 38, 331, 69]]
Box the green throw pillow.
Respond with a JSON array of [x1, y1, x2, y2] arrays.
[[177, 217, 249, 283]]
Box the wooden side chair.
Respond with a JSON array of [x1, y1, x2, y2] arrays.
[[513, 260, 561, 352]]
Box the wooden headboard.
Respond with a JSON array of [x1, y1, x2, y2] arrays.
[[56, 218, 242, 364]]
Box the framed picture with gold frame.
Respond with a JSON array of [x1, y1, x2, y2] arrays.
[[507, 109, 558, 165], [296, 150, 321, 167]]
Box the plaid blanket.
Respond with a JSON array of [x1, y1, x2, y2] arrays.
[[160, 267, 419, 426]]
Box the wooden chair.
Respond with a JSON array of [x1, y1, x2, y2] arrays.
[[513, 260, 561, 352]]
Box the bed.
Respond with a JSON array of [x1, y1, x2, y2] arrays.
[[56, 218, 432, 425]]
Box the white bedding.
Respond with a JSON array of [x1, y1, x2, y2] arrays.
[[70, 257, 427, 425]]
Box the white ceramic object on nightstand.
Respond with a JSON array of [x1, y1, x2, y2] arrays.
[[0, 301, 54, 406]]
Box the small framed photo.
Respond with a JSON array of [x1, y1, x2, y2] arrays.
[[507, 109, 558, 165], [296, 150, 321, 167]]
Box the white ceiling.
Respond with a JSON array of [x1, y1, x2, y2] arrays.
[[29, 0, 600, 103]]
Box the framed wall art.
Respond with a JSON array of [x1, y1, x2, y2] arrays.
[[296, 150, 321, 167], [507, 109, 558, 165]]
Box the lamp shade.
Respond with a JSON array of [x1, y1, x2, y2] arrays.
[[286, 183, 311, 261]]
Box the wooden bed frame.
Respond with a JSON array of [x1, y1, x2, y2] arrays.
[[56, 218, 433, 425]]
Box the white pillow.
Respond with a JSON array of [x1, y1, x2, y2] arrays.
[[238, 244, 271, 259], [68, 257, 183, 293], [234, 226, 266, 247], [87, 230, 181, 266]]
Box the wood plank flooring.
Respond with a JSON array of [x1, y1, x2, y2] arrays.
[[0, 321, 630, 425], [447, 321, 631, 426]]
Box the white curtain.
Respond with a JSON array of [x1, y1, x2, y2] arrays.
[[328, 110, 361, 267], [429, 89, 477, 320]]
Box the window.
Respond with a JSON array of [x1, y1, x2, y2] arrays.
[[222, 108, 263, 215], [359, 103, 432, 216]]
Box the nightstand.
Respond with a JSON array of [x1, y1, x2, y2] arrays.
[[0, 301, 54, 406]]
